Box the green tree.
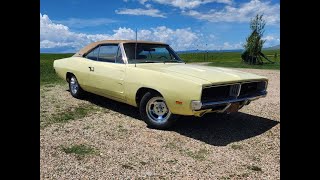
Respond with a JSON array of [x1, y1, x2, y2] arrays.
[[243, 14, 266, 64]]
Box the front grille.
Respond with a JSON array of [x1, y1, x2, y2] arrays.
[[201, 81, 266, 102], [201, 85, 230, 102], [229, 84, 241, 97], [238, 81, 266, 98]]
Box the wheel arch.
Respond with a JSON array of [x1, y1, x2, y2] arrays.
[[135, 87, 164, 107], [66, 72, 74, 82]]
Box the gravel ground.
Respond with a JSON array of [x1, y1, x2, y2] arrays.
[[40, 68, 280, 179]]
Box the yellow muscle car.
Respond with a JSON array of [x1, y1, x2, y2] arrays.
[[53, 40, 268, 129]]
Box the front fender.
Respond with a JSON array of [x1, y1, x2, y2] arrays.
[[125, 67, 203, 115]]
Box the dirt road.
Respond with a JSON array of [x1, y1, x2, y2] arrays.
[[40, 68, 280, 179]]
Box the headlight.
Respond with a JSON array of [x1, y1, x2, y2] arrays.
[[191, 101, 202, 110]]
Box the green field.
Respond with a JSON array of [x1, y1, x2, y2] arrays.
[[40, 53, 73, 85], [179, 49, 280, 70], [40, 50, 279, 85]]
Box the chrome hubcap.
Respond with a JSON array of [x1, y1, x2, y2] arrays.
[[70, 77, 79, 94], [146, 97, 171, 124]]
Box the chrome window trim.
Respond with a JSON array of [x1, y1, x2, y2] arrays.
[[119, 42, 128, 64], [119, 42, 184, 64]]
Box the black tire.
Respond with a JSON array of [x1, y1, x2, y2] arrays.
[[68, 75, 85, 99], [139, 91, 176, 129]]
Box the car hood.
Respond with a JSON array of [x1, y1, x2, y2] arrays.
[[134, 63, 267, 85]]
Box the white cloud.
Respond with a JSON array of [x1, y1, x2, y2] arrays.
[[53, 18, 117, 28], [40, 13, 199, 51], [140, 0, 232, 9], [222, 42, 242, 49], [115, 8, 166, 18], [145, 3, 152, 8], [40, 13, 253, 52], [139, 0, 148, 4], [209, 34, 215, 39], [263, 35, 279, 41], [262, 34, 280, 47], [183, 0, 280, 24]]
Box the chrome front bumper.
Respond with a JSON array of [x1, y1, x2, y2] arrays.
[[200, 91, 267, 110]]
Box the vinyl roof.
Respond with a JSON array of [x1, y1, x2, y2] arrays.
[[73, 40, 167, 57]]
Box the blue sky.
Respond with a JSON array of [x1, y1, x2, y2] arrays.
[[40, 0, 280, 52]]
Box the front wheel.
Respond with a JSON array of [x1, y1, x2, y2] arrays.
[[139, 92, 176, 129]]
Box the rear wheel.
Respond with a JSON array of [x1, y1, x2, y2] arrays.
[[69, 75, 85, 98], [139, 92, 176, 129]]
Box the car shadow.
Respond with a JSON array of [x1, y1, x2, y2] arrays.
[[75, 91, 279, 146], [79, 92, 141, 119], [171, 113, 279, 146]]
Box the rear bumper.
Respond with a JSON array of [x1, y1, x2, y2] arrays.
[[201, 91, 267, 110]]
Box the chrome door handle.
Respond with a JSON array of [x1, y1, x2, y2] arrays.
[[88, 67, 94, 72]]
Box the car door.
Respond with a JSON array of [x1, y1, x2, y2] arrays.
[[81, 46, 100, 92], [88, 44, 126, 100]]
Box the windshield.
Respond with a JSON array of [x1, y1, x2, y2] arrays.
[[123, 43, 184, 64]]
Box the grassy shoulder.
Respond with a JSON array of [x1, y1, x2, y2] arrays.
[[41, 103, 100, 129], [40, 53, 73, 85], [179, 50, 280, 70], [207, 61, 280, 70]]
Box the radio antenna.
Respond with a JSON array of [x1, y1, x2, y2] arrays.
[[134, 28, 137, 67]]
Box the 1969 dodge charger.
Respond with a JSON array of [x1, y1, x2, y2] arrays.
[[54, 40, 268, 129]]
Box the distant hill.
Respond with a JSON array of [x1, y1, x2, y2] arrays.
[[264, 44, 280, 50]]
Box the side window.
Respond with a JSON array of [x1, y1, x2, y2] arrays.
[[115, 47, 124, 64], [85, 47, 99, 61], [98, 45, 118, 63]]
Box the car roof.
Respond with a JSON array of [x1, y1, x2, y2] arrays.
[[73, 40, 168, 57]]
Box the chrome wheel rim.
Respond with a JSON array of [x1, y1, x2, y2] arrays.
[[146, 97, 171, 124], [70, 77, 79, 95]]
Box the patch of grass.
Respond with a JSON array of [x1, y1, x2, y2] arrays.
[[166, 159, 178, 164], [247, 165, 262, 172], [117, 124, 128, 132], [185, 148, 209, 161], [240, 173, 250, 178], [140, 161, 148, 165], [62, 144, 96, 159], [121, 164, 134, 170], [231, 144, 243, 150], [41, 104, 97, 128], [207, 61, 280, 70], [163, 142, 178, 149], [179, 50, 280, 70], [52, 106, 94, 123], [249, 155, 261, 162], [44, 84, 56, 88], [40, 53, 73, 86]]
